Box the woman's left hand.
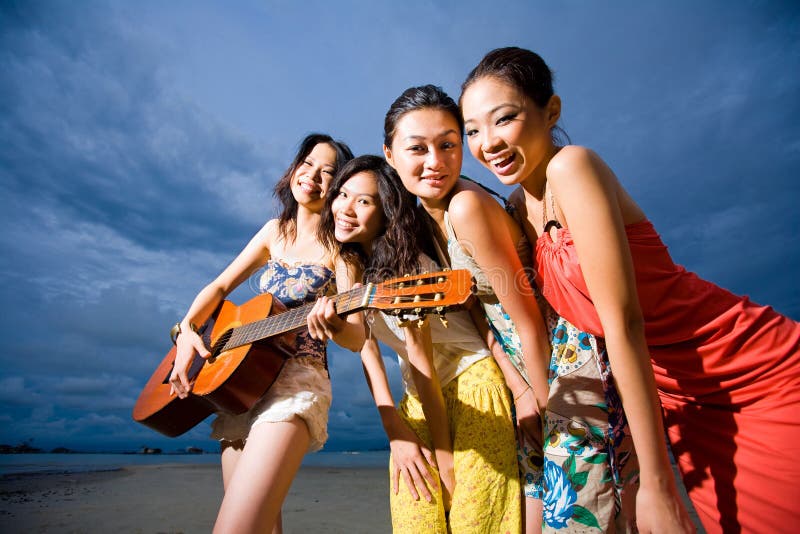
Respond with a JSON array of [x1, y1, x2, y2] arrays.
[[635, 482, 695, 533], [387, 420, 439, 502], [306, 295, 343, 341], [514, 387, 543, 451]]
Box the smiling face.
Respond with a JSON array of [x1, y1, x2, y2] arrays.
[[461, 76, 560, 187], [290, 142, 338, 210], [331, 170, 385, 252], [383, 108, 463, 207]]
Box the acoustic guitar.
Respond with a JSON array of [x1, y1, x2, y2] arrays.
[[133, 269, 475, 437]]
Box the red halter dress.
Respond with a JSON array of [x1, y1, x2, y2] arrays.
[[535, 219, 800, 534]]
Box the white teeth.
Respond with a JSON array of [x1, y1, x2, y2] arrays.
[[336, 218, 355, 230], [299, 180, 319, 193], [488, 155, 511, 167]]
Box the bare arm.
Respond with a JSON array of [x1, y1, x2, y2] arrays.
[[360, 335, 437, 501], [333, 262, 438, 500], [466, 303, 541, 448], [448, 187, 551, 409], [548, 146, 692, 533], [306, 257, 367, 351], [467, 303, 529, 395], [402, 322, 454, 509], [169, 220, 276, 397]]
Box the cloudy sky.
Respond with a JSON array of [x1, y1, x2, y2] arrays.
[[1, 1, 798, 453]]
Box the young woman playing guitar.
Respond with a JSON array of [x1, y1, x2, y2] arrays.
[[167, 133, 358, 533]]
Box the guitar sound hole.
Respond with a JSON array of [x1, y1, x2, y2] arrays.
[[210, 329, 234, 358]]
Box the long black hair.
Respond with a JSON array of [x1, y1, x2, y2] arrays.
[[319, 155, 435, 283], [273, 133, 354, 241]]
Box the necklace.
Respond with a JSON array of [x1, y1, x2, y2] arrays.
[[541, 179, 562, 234]]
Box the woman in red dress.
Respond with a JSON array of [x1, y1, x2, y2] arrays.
[[459, 46, 800, 534]]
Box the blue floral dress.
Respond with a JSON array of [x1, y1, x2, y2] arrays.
[[438, 202, 639, 532], [541, 309, 638, 533], [210, 259, 335, 451]]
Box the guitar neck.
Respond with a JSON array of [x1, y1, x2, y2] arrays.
[[222, 285, 373, 350]]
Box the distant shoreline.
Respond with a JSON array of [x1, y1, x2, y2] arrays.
[[0, 450, 391, 477], [0, 462, 390, 533]]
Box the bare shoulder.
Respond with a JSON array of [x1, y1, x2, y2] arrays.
[[548, 145, 601, 174], [262, 218, 281, 234], [449, 179, 506, 225], [548, 145, 617, 189], [253, 218, 280, 250]]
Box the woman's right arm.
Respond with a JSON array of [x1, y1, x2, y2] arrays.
[[466, 302, 535, 441], [306, 257, 367, 351], [402, 322, 455, 509], [360, 335, 438, 502], [169, 220, 275, 397], [547, 146, 693, 533], [448, 188, 550, 448], [311, 261, 438, 499]]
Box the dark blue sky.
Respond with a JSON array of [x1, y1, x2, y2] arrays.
[[1, 1, 798, 452]]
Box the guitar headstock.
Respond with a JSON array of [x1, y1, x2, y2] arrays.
[[367, 269, 476, 322]]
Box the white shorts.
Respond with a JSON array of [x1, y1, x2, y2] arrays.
[[210, 357, 332, 452]]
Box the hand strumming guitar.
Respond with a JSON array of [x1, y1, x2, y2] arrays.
[[169, 324, 211, 398]]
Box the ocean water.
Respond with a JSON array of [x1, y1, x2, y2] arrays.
[[0, 450, 390, 476]]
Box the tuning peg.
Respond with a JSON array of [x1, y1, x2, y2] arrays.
[[397, 318, 412, 328], [416, 278, 424, 286], [416, 316, 428, 328], [438, 314, 449, 328]]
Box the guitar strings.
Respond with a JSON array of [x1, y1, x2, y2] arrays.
[[221, 286, 369, 351], [216, 285, 457, 354], [228, 288, 455, 346]]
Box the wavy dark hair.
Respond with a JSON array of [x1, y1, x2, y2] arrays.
[[273, 133, 354, 241], [319, 155, 435, 283], [383, 84, 464, 147], [460, 47, 570, 145]]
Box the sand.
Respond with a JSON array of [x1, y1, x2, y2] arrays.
[[1, 463, 703, 533], [0, 463, 390, 533]]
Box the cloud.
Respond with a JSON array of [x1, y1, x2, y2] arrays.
[[0, 377, 43, 406], [0, 0, 798, 453], [0, 1, 289, 451]]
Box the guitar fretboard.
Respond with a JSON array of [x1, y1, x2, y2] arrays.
[[221, 285, 371, 351]]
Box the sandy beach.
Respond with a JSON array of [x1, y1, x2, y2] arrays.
[[1, 461, 703, 533], [0, 463, 390, 533]]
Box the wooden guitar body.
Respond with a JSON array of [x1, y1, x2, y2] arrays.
[[133, 269, 476, 437], [133, 293, 289, 437]]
